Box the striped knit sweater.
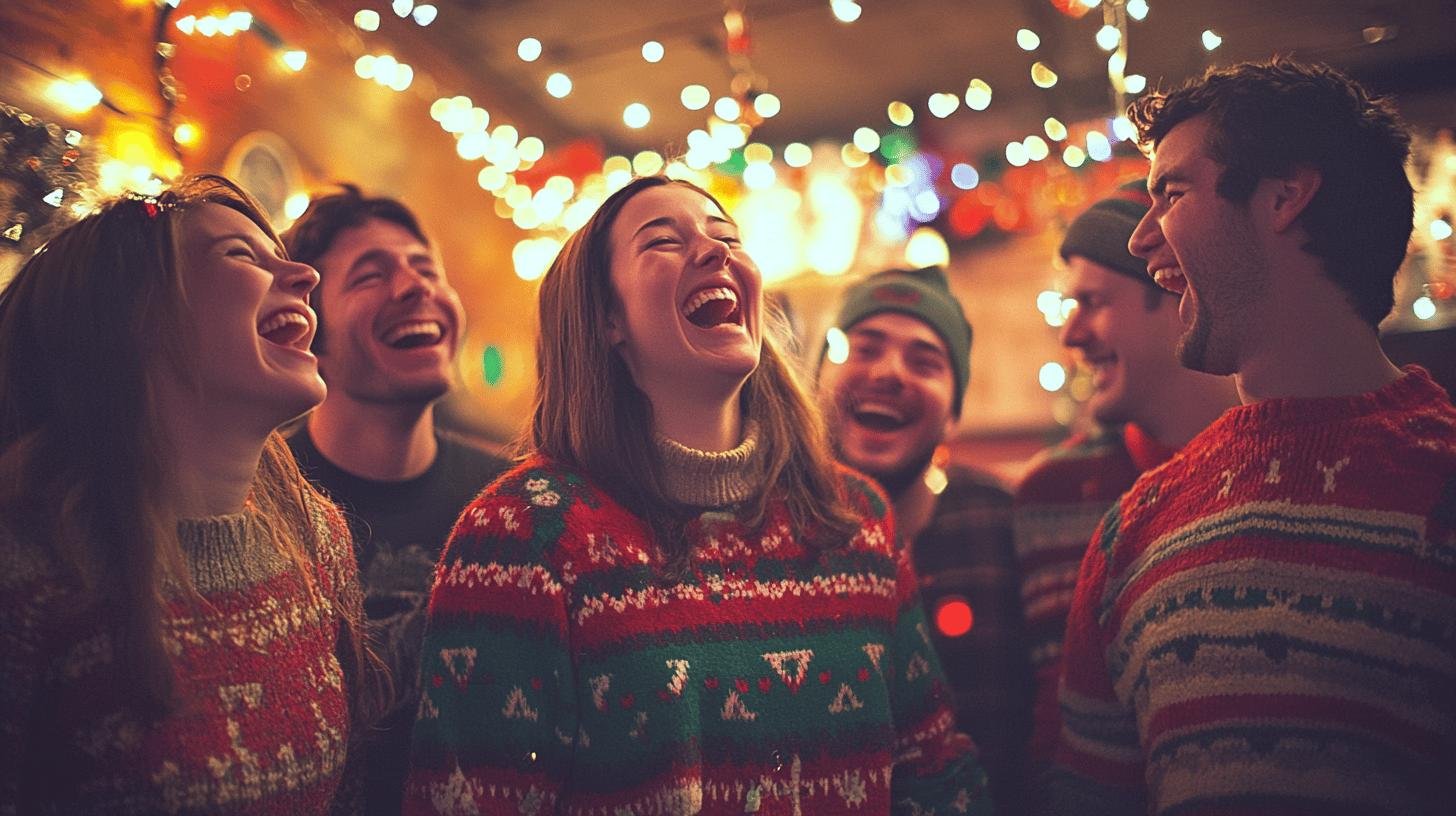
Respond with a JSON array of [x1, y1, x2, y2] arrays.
[[404, 441, 992, 815], [0, 491, 361, 815], [1013, 424, 1175, 765], [1048, 366, 1456, 815]]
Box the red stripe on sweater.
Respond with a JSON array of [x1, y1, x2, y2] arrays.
[[1148, 693, 1444, 756]]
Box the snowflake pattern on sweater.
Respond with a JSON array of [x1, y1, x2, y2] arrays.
[[1049, 367, 1456, 816], [404, 458, 992, 815]]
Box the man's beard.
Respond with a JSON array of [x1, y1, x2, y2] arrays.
[[863, 445, 936, 501]]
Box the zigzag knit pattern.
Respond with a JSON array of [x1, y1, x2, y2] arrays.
[[1013, 424, 1174, 765], [403, 458, 992, 816], [1050, 367, 1456, 815], [0, 490, 361, 815]]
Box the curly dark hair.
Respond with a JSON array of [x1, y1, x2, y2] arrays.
[[280, 184, 430, 351], [1128, 58, 1414, 327]]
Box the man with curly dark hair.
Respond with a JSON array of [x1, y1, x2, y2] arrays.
[[1046, 59, 1456, 816]]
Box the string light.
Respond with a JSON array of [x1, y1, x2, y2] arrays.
[[545, 72, 572, 98], [887, 101, 914, 127], [1039, 362, 1067, 392], [623, 103, 650, 129], [353, 9, 380, 31], [412, 4, 438, 26], [641, 41, 664, 62], [713, 97, 741, 121], [927, 92, 958, 118], [830, 0, 862, 23], [1031, 62, 1058, 88], [752, 93, 781, 118], [1201, 29, 1223, 50], [1016, 29, 1040, 50], [824, 327, 850, 365], [392, 0, 414, 18], [1044, 117, 1067, 141], [950, 163, 979, 190], [1413, 296, 1436, 320], [1127, 0, 1149, 21], [784, 142, 812, 168], [1087, 130, 1112, 161], [681, 85, 710, 110], [964, 79, 992, 110], [1096, 24, 1121, 51], [852, 127, 880, 153], [281, 50, 308, 72], [517, 37, 542, 62], [46, 79, 103, 113], [1062, 144, 1087, 167]]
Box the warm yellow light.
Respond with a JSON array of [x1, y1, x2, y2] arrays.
[[641, 41, 664, 62], [887, 101, 914, 127], [744, 143, 773, 164], [825, 327, 850, 365], [633, 150, 664, 175], [1062, 145, 1087, 167], [518, 136, 545, 162], [1023, 135, 1049, 161], [681, 84, 710, 110], [784, 142, 812, 168], [830, 0, 862, 23], [853, 127, 880, 153], [1016, 29, 1040, 50], [354, 10, 380, 31], [753, 93, 781, 118], [1031, 62, 1058, 88], [1044, 118, 1067, 141], [928, 92, 958, 118], [284, 192, 310, 220], [281, 50, 307, 71], [46, 78, 103, 113], [172, 122, 200, 147], [904, 227, 949, 268], [840, 143, 870, 168], [964, 79, 992, 111], [518, 37, 542, 61]]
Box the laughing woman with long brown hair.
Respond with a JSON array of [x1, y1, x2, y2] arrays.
[[404, 175, 991, 815], [0, 176, 376, 815]]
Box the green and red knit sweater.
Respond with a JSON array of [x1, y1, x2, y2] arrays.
[[1048, 366, 1456, 815], [1012, 423, 1175, 765], [0, 490, 362, 815], [404, 431, 992, 816]]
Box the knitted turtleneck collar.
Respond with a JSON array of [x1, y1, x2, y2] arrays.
[[176, 510, 290, 594], [654, 420, 763, 509]]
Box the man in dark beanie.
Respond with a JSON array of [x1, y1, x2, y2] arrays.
[[817, 266, 1028, 812], [1013, 180, 1237, 775]]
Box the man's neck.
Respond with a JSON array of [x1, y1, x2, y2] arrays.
[[308, 396, 439, 481], [1234, 316, 1400, 404], [1140, 374, 1240, 448], [891, 469, 940, 544]]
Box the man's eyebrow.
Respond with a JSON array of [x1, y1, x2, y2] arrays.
[[1149, 170, 1189, 197], [346, 248, 398, 275], [909, 338, 950, 359]]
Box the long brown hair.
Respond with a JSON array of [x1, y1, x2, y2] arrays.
[[0, 175, 374, 721], [529, 175, 859, 560]]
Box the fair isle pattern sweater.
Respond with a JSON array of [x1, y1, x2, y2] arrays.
[[1050, 367, 1456, 815], [404, 455, 992, 816], [0, 491, 361, 815], [1012, 424, 1174, 765]]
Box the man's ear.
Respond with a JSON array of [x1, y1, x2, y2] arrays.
[[1268, 165, 1322, 233]]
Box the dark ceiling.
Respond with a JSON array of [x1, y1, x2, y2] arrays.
[[427, 0, 1456, 157]]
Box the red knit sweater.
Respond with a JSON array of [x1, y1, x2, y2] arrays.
[[1013, 423, 1175, 765], [1048, 367, 1456, 815], [0, 492, 362, 815]]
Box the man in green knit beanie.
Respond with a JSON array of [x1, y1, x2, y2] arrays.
[[817, 266, 1029, 813]]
